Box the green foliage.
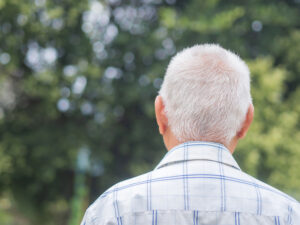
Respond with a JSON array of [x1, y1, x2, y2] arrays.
[[0, 0, 299, 224], [238, 58, 300, 199]]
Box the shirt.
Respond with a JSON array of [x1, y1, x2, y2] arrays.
[[81, 141, 300, 225]]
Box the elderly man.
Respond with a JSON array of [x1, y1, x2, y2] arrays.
[[81, 44, 300, 225]]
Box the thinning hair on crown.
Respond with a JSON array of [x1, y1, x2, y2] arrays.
[[159, 44, 252, 145]]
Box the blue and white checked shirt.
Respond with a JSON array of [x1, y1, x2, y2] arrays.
[[81, 141, 300, 225]]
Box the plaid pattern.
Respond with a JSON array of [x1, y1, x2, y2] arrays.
[[81, 141, 300, 225]]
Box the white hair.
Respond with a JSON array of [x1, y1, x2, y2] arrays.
[[159, 44, 252, 145]]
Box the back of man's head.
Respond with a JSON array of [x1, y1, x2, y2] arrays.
[[159, 44, 252, 145]]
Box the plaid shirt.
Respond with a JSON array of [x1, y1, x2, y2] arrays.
[[81, 141, 300, 225]]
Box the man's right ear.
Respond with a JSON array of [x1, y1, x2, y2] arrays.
[[154, 96, 168, 135]]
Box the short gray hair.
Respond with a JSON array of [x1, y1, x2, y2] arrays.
[[159, 44, 252, 145]]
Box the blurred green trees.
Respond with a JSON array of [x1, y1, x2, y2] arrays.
[[0, 0, 299, 224]]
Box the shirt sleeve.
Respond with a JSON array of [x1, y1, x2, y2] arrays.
[[80, 207, 94, 225], [291, 202, 300, 224], [79, 188, 117, 225]]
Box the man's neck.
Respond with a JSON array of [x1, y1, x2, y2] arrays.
[[164, 136, 238, 154]]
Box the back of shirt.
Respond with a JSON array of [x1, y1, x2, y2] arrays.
[[81, 142, 300, 225]]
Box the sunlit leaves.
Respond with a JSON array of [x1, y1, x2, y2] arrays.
[[160, 6, 245, 33]]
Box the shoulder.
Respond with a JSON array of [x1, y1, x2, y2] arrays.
[[240, 171, 300, 217], [243, 171, 298, 203], [81, 171, 151, 225]]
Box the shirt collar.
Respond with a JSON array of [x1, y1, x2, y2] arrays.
[[154, 141, 241, 171]]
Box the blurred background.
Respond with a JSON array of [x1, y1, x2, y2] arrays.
[[0, 0, 300, 224]]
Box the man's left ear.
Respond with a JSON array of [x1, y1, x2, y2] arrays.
[[154, 95, 168, 135], [237, 104, 254, 139]]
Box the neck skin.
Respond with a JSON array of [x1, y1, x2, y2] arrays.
[[162, 127, 238, 154]]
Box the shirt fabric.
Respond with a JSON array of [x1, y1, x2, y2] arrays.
[[81, 141, 300, 225]]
